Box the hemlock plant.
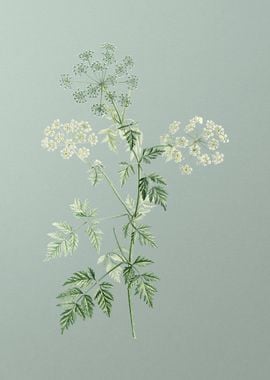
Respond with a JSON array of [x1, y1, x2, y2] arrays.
[[41, 43, 229, 339]]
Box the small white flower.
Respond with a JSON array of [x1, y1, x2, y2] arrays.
[[180, 164, 192, 175], [192, 116, 203, 125], [54, 132, 65, 144], [93, 159, 103, 167], [44, 126, 55, 137], [77, 147, 90, 161], [61, 147, 73, 159], [63, 123, 72, 133], [197, 153, 211, 166], [205, 120, 217, 131], [169, 121, 181, 135], [88, 133, 98, 145], [175, 136, 189, 148], [185, 116, 203, 132], [65, 139, 76, 151], [47, 140, 57, 151], [79, 121, 92, 132], [185, 123, 195, 133], [74, 132, 87, 143], [208, 138, 219, 151], [189, 143, 201, 157], [202, 127, 214, 140], [217, 132, 229, 143], [212, 151, 224, 165], [214, 125, 224, 134], [41, 137, 49, 149], [160, 134, 172, 145], [163, 146, 176, 162], [51, 119, 61, 130], [172, 150, 183, 163]]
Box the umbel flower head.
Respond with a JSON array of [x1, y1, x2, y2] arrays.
[[160, 117, 229, 174], [41, 119, 98, 161], [59, 43, 138, 119]]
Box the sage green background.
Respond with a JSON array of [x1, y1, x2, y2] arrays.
[[1, 1, 269, 379]]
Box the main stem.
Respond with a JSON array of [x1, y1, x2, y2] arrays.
[[103, 96, 142, 338], [126, 152, 141, 339]]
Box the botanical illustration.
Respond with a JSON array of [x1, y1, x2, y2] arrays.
[[41, 43, 229, 338]]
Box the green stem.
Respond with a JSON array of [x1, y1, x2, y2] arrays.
[[99, 166, 132, 217], [127, 287, 136, 339], [126, 153, 141, 338], [97, 262, 123, 283], [99, 213, 127, 222], [105, 99, 142, 339]]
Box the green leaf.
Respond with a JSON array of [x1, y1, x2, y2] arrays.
[[57, 287, 83, 301], [86, 223, 103, 252], [97, 253, 123, 283], [122, 221, 132, 238], [133, 256, 153, 267], [141, 146, 165, 164], [80, 294, 94, 318], [74, 303, 86, 319], [89, 165, 103, 186], [70, 199, 96, 218], [139, 174, 167, 207], [52, 222, 73, 233], [60, 307, 76, 334], [148, 186, 168, 210], [119, 162, 135, 186], [94, 282, 114, 316], [99, 128, 118, 152], [123, 128, 140, 150], [139, 177, 149, 200], [123, 265, 137, 286], [133, 273, 159, 307], [125, 194, 154, 220], [46, 222, 78, 261], [63, 268, 96, 288], [147, 173, 167, 185], [134, 224, 157, 248], [141, 272, 159, 282], [135, 279, 157, 307]]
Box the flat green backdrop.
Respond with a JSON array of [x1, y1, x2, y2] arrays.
[[1, 1, 269, 379]]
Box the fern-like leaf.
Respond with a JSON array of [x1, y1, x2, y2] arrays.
[[60, 307, 76, 334], [89, 165, 103, 186], [97, 253, 123, 283], [94, 282, 114, 316], [133, 273, 159, 307], [147, 173, 167, 185], [46, 222, 78, 261], [139, 176, 149, 200], [57, 287, 83, 302], [123, 129, 140, 150], [70, 199, 96, 218], [86, 223, 103, 252], [148, 186, 168, 210], [119, 162, 135, 186], [80, 294, 94, 318], [134, 224, 157, 247], [63, 268, 96, 288], [99, 128, 118, 152], [141, 146, 164, 164], [123, 266, 137, 286], [133, 256, 153, 267]]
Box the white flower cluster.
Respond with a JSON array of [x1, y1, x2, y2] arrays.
[[160, 117, 229, 175], [41, 119, 98, 161]]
